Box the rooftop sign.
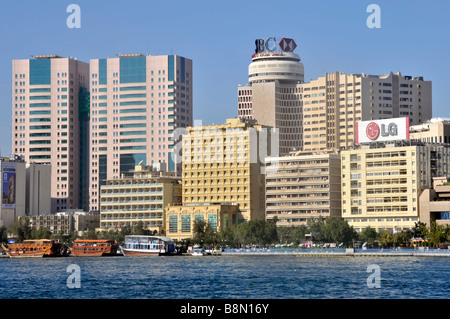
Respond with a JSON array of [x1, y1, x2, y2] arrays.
[[355, 117, 410, 144], [254, 37, 297, 54]]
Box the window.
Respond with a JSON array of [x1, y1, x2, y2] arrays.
[[120, 56, 146, 84], [181, 215, 191, 233], [169, 215, 178, 233]]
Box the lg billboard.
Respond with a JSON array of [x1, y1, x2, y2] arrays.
[[355, 117, 410, 144]]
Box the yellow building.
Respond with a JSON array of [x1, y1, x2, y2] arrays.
[[341, 141, 450, 233], [181, 118, 275, 222], [165, 203, 239, 241], [99, 164, 182, 234]]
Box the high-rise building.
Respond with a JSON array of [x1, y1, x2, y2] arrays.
[[238, 37, 304, 156], [410, 117, 450, 144], [302, 72, 432, 151], [265, 150, 341, 227], [341, 141, 450, 233], [12, 55, 90, 212], [99, 163, 182, 234], [89, 54, 192, 212], [180, 118, 275, 222]]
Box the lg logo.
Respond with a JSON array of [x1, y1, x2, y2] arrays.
[[366, 122, 398, 141]]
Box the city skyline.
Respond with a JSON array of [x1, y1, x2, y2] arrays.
[[1, 0, 450, 157]]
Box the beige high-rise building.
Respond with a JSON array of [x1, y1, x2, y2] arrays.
[[99, 164, 181, 234], [238, 38, 304, 156], [341, 141, 450, 233], [265, 151, 341, 227], [12, 55, 90, 212], [180, 118, 275, 222], [302, 72, 432, 151], [89, 54, 192, 212], [410, 117, 450, 144]]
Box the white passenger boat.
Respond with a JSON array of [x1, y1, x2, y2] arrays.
[[121, 235, 176, 256], [191, 248, 205, 256]]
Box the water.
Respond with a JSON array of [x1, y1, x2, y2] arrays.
[[0, 255, 448, 299]]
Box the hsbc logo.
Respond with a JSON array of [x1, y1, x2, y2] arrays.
[[254, 37, 297, 54], [279, 38, 297, 52]]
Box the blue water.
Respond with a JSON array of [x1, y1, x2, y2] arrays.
[[0, 255, 448, 299]]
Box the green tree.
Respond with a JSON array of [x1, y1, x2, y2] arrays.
[[30, 227, 52, 239], [9, 217, 31, 242], [428, 222, 447, 247], [192, 219, 216, 246], [132, 221, 152, 235], [411, 221, 428, 239], [321, 216, 358, 245], [307, 216, 357, 245], [0, 226, 7, 243], [377, 230, 394, 247], [359, 226, 378, 244]]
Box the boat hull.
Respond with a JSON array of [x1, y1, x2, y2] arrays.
[[2, 242, 69, 258], [72, 251, 118, 257], [71, 240, 120, 257], [121, 248, 165, 256]]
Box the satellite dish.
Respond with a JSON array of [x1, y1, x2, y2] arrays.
[[138, 160, 143, 165]]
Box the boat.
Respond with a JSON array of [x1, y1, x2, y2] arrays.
[[191, 248, 205, 256], [71, 239, 121, 257], [121, 235, 176, 256], [1, 239, 70, 258]]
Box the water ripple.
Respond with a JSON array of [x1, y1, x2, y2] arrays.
[[0, 255, 448, 299]]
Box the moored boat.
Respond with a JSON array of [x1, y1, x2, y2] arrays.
[[121, 235, 176, 256], [1, 239, 70, 258], [191, 248, 205, 256], [71, 239, 121, 257]]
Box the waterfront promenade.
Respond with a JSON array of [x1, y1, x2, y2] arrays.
[[222, 247, 450, 257]]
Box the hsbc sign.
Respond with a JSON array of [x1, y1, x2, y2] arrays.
[[254, 37, 297, 54], [356, 117, 410, 144]]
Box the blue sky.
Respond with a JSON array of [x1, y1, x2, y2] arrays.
[[0, 0, 449, 156]]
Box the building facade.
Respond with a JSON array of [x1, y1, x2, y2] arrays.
[[410, 117, 450, 144], [165, 203, 239, 241], [419, 177, 450, 227], [25, 162, 51, 216], [12, 55, 90, 212], [0, 157, 52, 229], [341, 141, 450, 233], [24, 211, 100, 235], [265, 151, 341, 226], [0, 158, 26, 228], [180, 118, 275, 222], [99, 164, 182, 234], [238, 37, 304, 156], [89, 54, 192, 212], [302, 72, 432, 152]]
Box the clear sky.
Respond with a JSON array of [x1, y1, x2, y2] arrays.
[[0, 0, 449, 156]]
